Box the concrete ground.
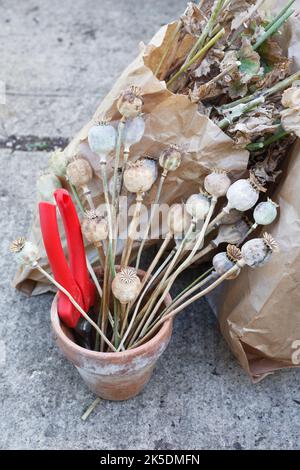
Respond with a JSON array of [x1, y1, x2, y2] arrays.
[[1, 0, 299, 450]]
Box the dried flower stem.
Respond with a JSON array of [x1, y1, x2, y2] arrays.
[[35, 264, 116, 352], [219, 96, 265, 129], [81, 397, 101, 421], [70, 183, 85, 213], [121, 192, 144, 267], [220, 71, 300, 113], [265, 0, 295, 32], [246, 126, 289, 151], [155, 20, 182, 79], [135, 172, 167, 270], [124, 235, 173, 346], [138, 199, 217, 339], [125, 248, 175, 346], [130, 264, 241, 349], [253, 7, 294, 51], [183, 0, 225, 67], [167, 28, 225, 88]]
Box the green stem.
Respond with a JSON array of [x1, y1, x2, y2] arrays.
[[246, 126, 289, 151], [183, 0, 225, 67], [219, 96, 265, 130], [220, 70, 300, 112], [253, 8, 294, 51], [167, 28, 225, 88], [265, 0, 296, 31]]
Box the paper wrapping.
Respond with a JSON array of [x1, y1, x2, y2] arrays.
[[217, 3, 300, 381], [13, 21, 248, 295]]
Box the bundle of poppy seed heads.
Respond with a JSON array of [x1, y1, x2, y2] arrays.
[[11, 84, 280, 352]]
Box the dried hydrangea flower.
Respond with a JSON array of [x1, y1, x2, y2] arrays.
[[186, 193, 211, 221], [10, 237, 39, 266], [37, 173, 62, 202], [123, 158, 157, 194], [225, 172, 266, 213], [49, 150, 68, 177], [159, 144, 183, 173], [204, 169, 231, 198], [81, 210, 108, 246], [117, 86, 144, 119], [241, 232, 279, 268], [88, 121, 117, 162], [112, 267, 142, 305], [167, 203, 192, 235], [253, 199, 278, 226], [66, 157, 93, 188]]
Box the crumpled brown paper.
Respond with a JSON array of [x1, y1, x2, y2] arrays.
[[216, 4, 300, 381], [13, 20, 248, 295]]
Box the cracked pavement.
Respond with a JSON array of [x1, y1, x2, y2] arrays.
[[0, 0, 299, 451]]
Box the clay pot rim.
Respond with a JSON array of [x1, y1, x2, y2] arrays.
[[51, 292, 172, 361]]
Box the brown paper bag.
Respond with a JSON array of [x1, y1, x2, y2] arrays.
[[13, 21, 248, 295]]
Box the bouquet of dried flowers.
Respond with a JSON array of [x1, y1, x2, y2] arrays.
[[11, 89, 283, 353]]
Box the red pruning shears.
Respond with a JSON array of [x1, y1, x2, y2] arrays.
[[39, 189, 95, 346]]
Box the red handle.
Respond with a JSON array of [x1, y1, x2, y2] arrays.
[[39, 202, 82, 328], [54, 189, 95, 311]]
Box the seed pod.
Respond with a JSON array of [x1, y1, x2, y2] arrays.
[[88, 122, 117, 159], [124, 116, 145, 151], [212, 245, 242, 279], [159, 145, 182, 173], [167, 203, 191, 235], [123, 158, 157, 194], [49, 150, 68, 177], [81, 210, 108, 245], [241, 232, 279, 268], [66, 158, 93, 187], [186, 193, 211, 221], [212, 219, 250, 246], [117, 86, 144, 119], [225, 172, 266, 212], [10, 237, 39, 266], [37, 173, 62, 202], [112, 268, 142, 304], [254, 199, 278, 226], [204, 169, 231, 198]]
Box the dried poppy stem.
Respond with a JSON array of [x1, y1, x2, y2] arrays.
[[138, 199, 217, 339], [220, 70, 300, 112], [167, 28, 225, 88], [121, 192, 144, 267], [135, 171, 167, 270], [148, 268, 215, 330], [183, 0, 225, 67], [265, 0, 295, 32], [246, 126, 289, 151], [34, 263, 117, 352], [253, 7, 295, 51], [130, 264, 242, 349], [81, 397, 101, 421]]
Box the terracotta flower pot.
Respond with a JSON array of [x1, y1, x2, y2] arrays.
[[50, 270, 173, 401]]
